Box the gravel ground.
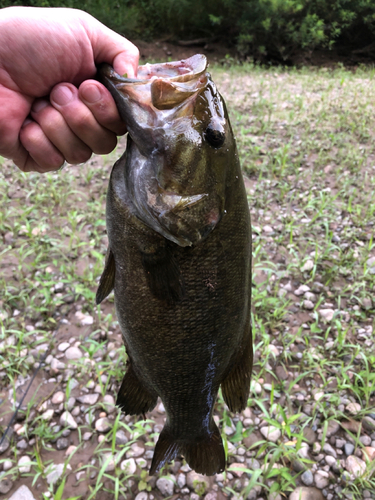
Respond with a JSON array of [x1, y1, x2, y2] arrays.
[[0, 63, 375, 500]]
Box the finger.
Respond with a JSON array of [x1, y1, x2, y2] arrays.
[[31, 97, 94, 164], [50, 83, 119, 154], [79, 80, 127, 135], [88, 21, 139, 77], [19, 119, 66, 173]]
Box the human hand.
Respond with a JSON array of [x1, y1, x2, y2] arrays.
[[0, 6, 139, 172]]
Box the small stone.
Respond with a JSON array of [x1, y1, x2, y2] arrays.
[[66, 397, 76, 411], [75, 311, 94, 325], [303, 300, 314, 310], [58, 342, 70, 352], [17, 439, 28, 450], [156, 477, 174, 496], [52, 391, 65, 405], [46, 463, 71, 485], [177, 473, 186, 488], [301, 260, 314, 272], [344, 443, 355, 456], [41, 409, 54, 421], [18, 456, 32, 474], [186, 471, 210, 490], [60, 411, 77, 429], [319, 309, 335, 322], [56, 438, 69, 450], [120, 458, 136, 475], [0, 477, 13, 494], [127, 443, 144, 458], [95, 417, 111, 433], [363, 416, 375, 432], [135, 493, 148, 500], [323, 443, 337, 458], [289, 487, 324, 500], [314, 470, 329, 489], [50, 357, 65, 373], [77, 393, 99, 405], [294, 285, 310, 296], [345, 455, 366, 478], [83, 432, 93, 441], [314, 392, 324, 402], [65, 445, 77, 456], [360, 435, 371, 446], [3, 460, 12, 472], [101, 452, 117, 472], [228, 462, 247, 477], [325, 455, 336, 467], [361, 297, 372, 310], [346, 402, 361, 415], [65, 347, 83, 360], [260, 425, 281, 442], [326, 420, 340, 437], [115, 430, 128, 445], [363, 446, 375, 461], [102, 394, 116, 413], [136, 458, 147, 469], [8, 486, 36, 500], [301, 470, 313, 486], [303, 427, 316, 444]]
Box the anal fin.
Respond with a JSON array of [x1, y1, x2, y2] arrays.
[[221, 328, 253, 412], [96, 248, 115, 305], [117, 362, 157, 415], [150, 421, 225, 476]]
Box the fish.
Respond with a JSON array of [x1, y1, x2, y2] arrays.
[[96, 54, 252, 476]]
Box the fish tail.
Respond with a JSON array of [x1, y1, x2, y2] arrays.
[[150, 422, 225, 476]]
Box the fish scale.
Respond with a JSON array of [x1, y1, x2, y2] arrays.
[[96, 54, 252, 476]]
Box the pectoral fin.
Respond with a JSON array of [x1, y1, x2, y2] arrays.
[[96, 248, 115, 305], [221, 327, 253, 412], [117, 361, 157, 415], [141, 244, 185, 304]]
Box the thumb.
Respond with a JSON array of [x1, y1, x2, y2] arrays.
[[89, 20, 139, 78]]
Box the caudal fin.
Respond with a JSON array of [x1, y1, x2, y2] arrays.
[[150, 422, 225, 476]]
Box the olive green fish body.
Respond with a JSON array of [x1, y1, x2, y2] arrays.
[[96, 56, 252, 475]]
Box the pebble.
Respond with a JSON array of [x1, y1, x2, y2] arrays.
[[65, 347, 83, 360], [0, 477, 13, 494], [17, 439, 28, 450], [58, 342, 70, 352], [120, 458, 136, 475], [3, 459, 12, 471], [303, 300, 314, 310], [294, 285, 310, 296], [41, 409, 54, 421], [8, 486, 36, 500], [18, 456, 31, 474], [135, 493, 148, 500], [345, 455, 366, 478], [314, 470, 329, 489], [319, 309, 335, 321], [101, 452, 117, 472], [156, 477, 174, 496], [52, 391, 65, 404], [95, 417, 111, 433], [75, 311, 94, 325], [301, 260, 314, 272], [50, 358, 65, 373], [186, 472, 210, 493], [177, 473, 186, 488], [127, 443, 144, 458], [363, 416, 375, 432], [77, 393, 99, 405], [46, 463, 71, 485], [289, 487, 324, 500], [301, 470, 314, 485], [136, 458, 147, 468], [326, 420, 340, 437], [56, 438, 69, 450], [115, 430, 128, 445], [102, 394, 116, 413], [344, 443, 355, 456], [323, 443, 336, 458], [60, 411, 78, 429], [260, 425, 281, 442], [363, 446, 375, 460], [83, 432, 93, 441], [346, 402, 361, 415]]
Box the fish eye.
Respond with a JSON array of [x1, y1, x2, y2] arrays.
[[205, 124, 225, 149]]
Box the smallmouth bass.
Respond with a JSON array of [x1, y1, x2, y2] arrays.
[[96, 55, 252, 475]]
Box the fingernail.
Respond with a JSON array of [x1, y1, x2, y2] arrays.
[[51, 85, 73, 106], [32, 99, 48, 113], [81, 83, 102, 104], [21, 118, 32, 128]]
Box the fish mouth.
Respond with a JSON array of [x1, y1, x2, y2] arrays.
[[148, 189, 208, 215]]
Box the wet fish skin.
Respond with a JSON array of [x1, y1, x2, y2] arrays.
[[96, 55, 252, 476]]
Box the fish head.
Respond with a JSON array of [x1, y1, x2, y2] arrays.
[[99, 55, 236, 247]]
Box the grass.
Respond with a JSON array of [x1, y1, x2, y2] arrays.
[[0, 62, 375, 499]]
